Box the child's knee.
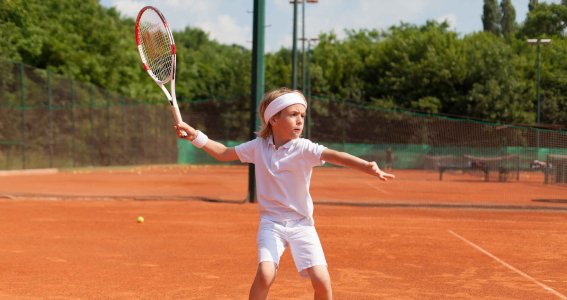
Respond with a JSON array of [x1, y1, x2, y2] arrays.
[[255, 262, 277, 288], [311, 275, 332, 293], [308, 266, 332, 293]]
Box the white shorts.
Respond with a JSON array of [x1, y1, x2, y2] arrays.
[[257, 217, 327, 278]]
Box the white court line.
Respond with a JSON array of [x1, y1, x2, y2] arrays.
[[0, 168, 58, 177], [448, 230, 567, 300]]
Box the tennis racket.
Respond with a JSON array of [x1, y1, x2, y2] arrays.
[[135, 6, 187, 137]]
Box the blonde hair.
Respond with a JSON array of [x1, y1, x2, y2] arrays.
[[257, 87, 304, 139]]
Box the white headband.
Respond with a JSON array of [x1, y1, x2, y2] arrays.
[[263, 92, 307, 124]]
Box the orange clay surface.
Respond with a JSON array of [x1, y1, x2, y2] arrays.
[[0, 165, 566, 299]]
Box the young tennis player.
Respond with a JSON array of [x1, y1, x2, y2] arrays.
[[174, 87, 395, 300]]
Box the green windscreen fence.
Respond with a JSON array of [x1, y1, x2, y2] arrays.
[[1, 60, 566, 184], [0, 62, 177, 170], [179, 97, 567, 184]]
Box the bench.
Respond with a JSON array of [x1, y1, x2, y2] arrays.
[[438, 163, 509, 181]]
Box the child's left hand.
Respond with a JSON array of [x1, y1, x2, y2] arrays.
[[367, 161, 396, 181]]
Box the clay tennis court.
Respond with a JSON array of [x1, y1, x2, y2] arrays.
[[0, 165, 566, 299]]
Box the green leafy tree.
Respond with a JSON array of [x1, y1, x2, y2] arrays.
[[500, 0, 517, 40], [482, 0, 502, 35], [529, 0, 538, 11], [2, 0, 567, 128], [533, 38, 567, 125], [265, 48, 292, 91], [519, 3, 567, 38], [459, 33, 532, 123], [308, 30, 374, 102], [362, 22, 465, 112], [174, 27, 250, 101], [0, 0, 149, 98], [0, 1, 48, 62]]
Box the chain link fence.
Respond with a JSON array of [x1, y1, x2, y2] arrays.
[[2, 60, 566, 185], [0, 61, 176, 170]]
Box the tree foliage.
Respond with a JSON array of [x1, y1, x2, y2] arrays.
[[483, 0, 502, 35], [500, 0, 517, 40], [519, 3, 567, 38], [529, 0, 539, 12], [0, 0, 566, 126]]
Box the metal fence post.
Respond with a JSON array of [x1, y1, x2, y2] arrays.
[[106, 90, 111, 166], [89, 84, 95, 166], [18, 63, 26, 169], [47, 70, 54, 168], [71, 79, 76, 167]]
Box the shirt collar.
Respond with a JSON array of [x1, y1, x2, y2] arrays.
[[268, 135, 297, 150]]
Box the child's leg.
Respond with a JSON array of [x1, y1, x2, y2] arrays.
[[249, 261, 277, 300], [251, 218, 287, 300], [286, 219, 331, 299], [306, 265, 332, 300]]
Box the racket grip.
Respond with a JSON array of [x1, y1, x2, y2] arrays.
[[170, 106, 188, 137]]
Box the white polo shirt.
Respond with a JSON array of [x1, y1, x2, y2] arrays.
[[235, 136, 326, 224]]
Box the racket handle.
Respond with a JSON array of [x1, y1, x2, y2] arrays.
[[170, 106, 188, 137]]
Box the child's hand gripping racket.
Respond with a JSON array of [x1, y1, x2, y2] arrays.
[[135, 6, 187, 137]]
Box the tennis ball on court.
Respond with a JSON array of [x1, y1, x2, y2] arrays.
[[137, 216, 144, 223]]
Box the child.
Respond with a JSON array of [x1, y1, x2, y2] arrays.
[[174, 87, 395, 300]]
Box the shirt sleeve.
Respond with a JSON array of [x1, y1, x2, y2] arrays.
[[301, 139, 327, 167], [235, 138, 259, 164]]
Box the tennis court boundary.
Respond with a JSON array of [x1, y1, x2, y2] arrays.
[[1, 193, 567, 212], [449, 230, 567, 300], [0, 168, 58, 177], [314, 199, 567, 212]]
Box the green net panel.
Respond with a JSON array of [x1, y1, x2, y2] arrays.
[[0, 62, 176, 170], [1, 59, 566, 186], [178, 96, 567, 185], [546, 154, 567, 184]]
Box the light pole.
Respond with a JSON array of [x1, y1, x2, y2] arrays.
[[290, 0, 318, 90], [248, 0, 266, 203], [527, 38, 551, 154], [291, 0, 298, 89], [299, 37, 319, 139], [527, 38, 551, 126]]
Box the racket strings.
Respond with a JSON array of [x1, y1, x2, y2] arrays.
[[139, 12, 173, 82]]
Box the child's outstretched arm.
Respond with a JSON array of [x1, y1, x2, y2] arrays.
[[174, 122, 239, 162], [321, 149, 395, 181]]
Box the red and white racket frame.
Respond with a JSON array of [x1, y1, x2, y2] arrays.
[[135, 6, 186, 136]]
